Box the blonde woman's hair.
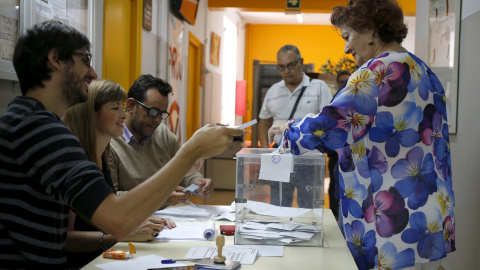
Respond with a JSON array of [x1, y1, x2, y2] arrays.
[[63, 79, 126, 167]]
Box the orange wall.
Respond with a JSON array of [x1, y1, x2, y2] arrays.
[[246, 24, 348, 68], [244, 24, 349, 139]]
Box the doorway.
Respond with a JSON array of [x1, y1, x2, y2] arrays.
[[186, 32, 202, 140]]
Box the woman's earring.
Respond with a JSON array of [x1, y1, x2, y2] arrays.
[[368, 35, 374, 45]]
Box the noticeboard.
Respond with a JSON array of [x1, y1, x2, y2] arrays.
[[0, 0, 20, 81], [0, 0, 103, 81]]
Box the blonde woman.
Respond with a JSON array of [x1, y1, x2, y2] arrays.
[[63, 80, 174, 268]]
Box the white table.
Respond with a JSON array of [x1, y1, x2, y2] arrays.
[[81, 209, 357, 269]]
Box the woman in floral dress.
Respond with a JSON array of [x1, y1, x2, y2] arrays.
[[268, 1, 455, 269]]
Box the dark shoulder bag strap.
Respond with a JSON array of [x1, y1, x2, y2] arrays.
[[288, 77, 313, 120]]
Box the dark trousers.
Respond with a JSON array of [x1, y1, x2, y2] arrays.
[[327, 153, 340, 219], [269, 166, 315, 208], [268, 143, 317, 208]]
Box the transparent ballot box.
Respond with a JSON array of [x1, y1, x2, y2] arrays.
[[234, 148, 326, 247]]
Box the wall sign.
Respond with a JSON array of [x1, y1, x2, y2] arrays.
[[210, 32, 220, 67], [286, 0, 300, 9], [143, 0, 152, 31]]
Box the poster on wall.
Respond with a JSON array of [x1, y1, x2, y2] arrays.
[[0, 14, 18, 62], [35, 0, 88, 37], [210, 32, 221, 66], [167, 14, 184, 141]]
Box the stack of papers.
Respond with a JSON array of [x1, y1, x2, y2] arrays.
[[238, 221, 321, 244], [156, 221, 215, 241]]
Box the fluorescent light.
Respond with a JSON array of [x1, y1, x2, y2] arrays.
[[296, 14, 303, 23]]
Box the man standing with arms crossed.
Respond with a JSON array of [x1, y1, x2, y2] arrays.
[[258, 44, 332, 207], [0, 21, 242, 268]]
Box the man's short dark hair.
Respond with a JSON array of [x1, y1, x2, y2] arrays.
[[336, 70, 352, 82], [13, 21, 91, 95], [128, 74, 173, 101]]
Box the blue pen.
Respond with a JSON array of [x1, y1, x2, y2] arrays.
[[185, 198, 196, 207], [162, 259, 201, 264]]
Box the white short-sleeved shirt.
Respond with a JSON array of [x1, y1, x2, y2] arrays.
[[259, 73, 333, 142]]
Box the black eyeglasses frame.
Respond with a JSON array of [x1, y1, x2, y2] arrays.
[[134, 99, 170, 120], [72, 52, 92, 67], [277, 58, 301, 71]]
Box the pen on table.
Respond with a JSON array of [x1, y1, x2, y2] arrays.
[[160, 259, 202, 264], [185, 198, 197, 207]]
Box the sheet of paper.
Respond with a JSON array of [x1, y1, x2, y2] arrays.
[[156, 220, 215, 241], [183, 183, 200, 193], [224, 245, 284, 257], [265, 222, 301, 231], [155, 205, 231, 221], [279, 238, 307, 244], [95, 254, 187, 270], [214, 212, 235, 221], [258, 153, 292, 182], [233, 119, 257, 129], [184, 246, 217, 259], [279, 231, 315, 239], [185, 246, 258, 265], [221, 246, 258, 265]]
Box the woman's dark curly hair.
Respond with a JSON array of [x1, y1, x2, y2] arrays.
[[330, 0, 408, 44]]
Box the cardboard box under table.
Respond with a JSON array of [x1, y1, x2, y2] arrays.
[[234, 148, 326, 247]]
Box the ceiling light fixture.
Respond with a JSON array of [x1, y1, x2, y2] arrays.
[[296, 14, 303, 23]]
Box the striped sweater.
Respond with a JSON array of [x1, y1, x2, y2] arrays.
[[0, 97, 113, 269]]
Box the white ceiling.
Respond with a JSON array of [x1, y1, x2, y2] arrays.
[[238, 11, 332, 25], [236, 11, 416, 27]]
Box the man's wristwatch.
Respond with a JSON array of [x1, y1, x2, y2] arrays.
[[99, 232, 105, 250]]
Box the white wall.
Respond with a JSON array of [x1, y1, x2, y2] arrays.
[[415, 0, 480, 269], [402, 16, 416, 53], [206, 9, 246, 81], [139, 0, 247, 142], [204, 9, 246, 128], [141, 0, 169, 79]]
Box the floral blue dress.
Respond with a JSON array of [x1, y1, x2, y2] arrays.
[[284, 51, 455, 270]]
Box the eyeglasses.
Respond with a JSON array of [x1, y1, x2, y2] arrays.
[[134, 99, 170, 120], [277, 58, 301, 71], [72, 52, 92, 67]]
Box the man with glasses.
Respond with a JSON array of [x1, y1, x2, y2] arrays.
[[110, 74, 214, 209], [258, 44, 332, 208]]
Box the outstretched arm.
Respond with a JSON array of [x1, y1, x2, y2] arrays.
[[90, 125, 243, 239]]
